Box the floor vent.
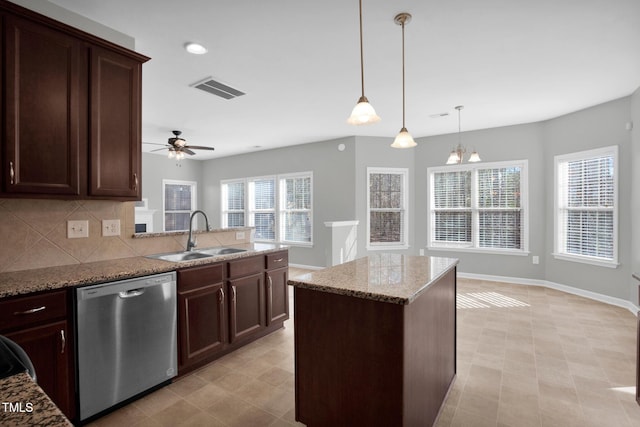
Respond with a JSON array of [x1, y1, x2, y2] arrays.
[[192, 77, 245, 99]]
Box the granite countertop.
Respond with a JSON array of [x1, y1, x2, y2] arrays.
[[0, 373, 72, 426], [288, 254, 458, 305], [0, 242, 287, 298]]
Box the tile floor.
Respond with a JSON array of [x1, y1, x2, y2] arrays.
[[88, 272, 640, 427]]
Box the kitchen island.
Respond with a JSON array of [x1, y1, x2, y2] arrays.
[[289, 254, 458, 427]]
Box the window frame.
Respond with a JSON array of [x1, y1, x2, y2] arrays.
[[220, 178, 246, 228], [162, 179, 197, 232], [279, 172, 313, 246], [427, 160, 529, 255], [366, 167, 409, 251], [553, 145, 618, 268], [248, 175, 277, 242], [220, 171, 314, 246]]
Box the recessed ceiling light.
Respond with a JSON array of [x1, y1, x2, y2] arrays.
[[185, 43, 208, 55]]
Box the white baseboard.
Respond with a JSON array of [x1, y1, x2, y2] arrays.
[[458, 272, 639, 316]]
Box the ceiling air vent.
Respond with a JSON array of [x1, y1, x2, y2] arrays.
[[191, 77, 245, 100]]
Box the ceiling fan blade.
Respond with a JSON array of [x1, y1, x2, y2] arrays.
[[143, 142, 168, 146], [182, 147, 196, 155], [150, 147, 169, 152], [186, 145, 215, 151]]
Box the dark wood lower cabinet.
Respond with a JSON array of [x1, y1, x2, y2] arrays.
[[176, 250, 289, 376], [229, 273, 265, 343], [266, 267, 289, 326], [6, 321, 73, 418], [177, 263, 226, 375]]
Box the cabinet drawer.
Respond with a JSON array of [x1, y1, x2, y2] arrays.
[[0, 290, 67, 331], [228, 255, 263, 279], [266, 251, 288, 270], [178, 262, 224, 291]]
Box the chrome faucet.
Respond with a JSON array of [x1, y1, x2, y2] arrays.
[[186, 210, 210, 251]]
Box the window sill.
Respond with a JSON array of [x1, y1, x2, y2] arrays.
[[427, 245, 530, 256], [552, 253, 619, 269], [367, 245, 410, 251]]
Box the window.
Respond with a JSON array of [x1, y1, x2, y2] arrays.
[[221, 180, 245, 228], [163, 179, 197, 232], [428, 160, 528, 254], [249, 177, 276, 240], [280, 173, 312, 244], [554, 146, 618, 267], [367, 168, 408, 250], [220, 172, 313, 245]]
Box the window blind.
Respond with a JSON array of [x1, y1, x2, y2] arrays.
[[164, 181, 196, 232], [557, 151, 615, 261], [249, 178, 276, 240], [429, 161, 526, 252], [222, 181, 245, 227], [281, 176, 312, 243]]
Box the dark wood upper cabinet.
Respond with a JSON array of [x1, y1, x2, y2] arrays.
[[0, 1, 149, 200], [3, 14, 84, 196], [88, 46, 142, 199]]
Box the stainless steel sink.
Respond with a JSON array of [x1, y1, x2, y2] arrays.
[[197, 247, 247, 256], [145, 247, 247, 262]]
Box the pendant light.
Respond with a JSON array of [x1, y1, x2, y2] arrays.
[[391, 13, 416, 148], [446, 105, 481, 164], [347, 0, 381, 125]]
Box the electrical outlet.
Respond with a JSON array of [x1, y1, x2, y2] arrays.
[[419, 249, 425, 256], [532, 255, 539, 265], [67, 220, 89, 238], [102, 219, 121, 237], [235, 231, 245, 240]]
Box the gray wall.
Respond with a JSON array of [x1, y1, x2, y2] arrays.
[[414, 123, 546, 280], [201, 137, 356, 267], [542, 97, 633, 300], [140, 93, 639, 304], [633, 88, 640, 303]]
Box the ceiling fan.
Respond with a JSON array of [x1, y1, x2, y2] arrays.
[[146, 130, 215, 159]]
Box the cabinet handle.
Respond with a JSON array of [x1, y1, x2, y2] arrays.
[[219, 288, 225, 303], [14, 306, 46, 315], [60, 329, 66, 354], [267, 275, 273, 324], [133, 173, 139, 191], [231, 286, 236, 302], [274, 258, 284, 263], [9, 161, 15, 185]]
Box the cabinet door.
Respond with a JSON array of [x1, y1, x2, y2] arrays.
[[266, 267, 289, 325], [178, 283, 226, 372], [88, 45, 141, 199], [228, 273, 265, 343], [3, 14, 83, 196], [6, 320, 74, 419]]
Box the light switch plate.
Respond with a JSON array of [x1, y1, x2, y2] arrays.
[[235, 231, 245, 240], [102, 219, 121, 237], [67, 220, 89, 238]]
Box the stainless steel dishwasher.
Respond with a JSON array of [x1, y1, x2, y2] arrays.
[[76, 272, 177, 421]]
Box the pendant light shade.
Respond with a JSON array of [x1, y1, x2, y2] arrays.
[[347, 0, 380, 125], [390, 13, 416, 149]]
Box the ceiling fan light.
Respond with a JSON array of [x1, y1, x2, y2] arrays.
[[468, 151, 481, 162], [347, 97, 381, 125], [390, 127, 416, 148], [446, 150, 460, 165], [168, 149, 176, 159]]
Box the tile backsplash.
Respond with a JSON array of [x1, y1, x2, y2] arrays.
[[0, 199, 247, 273]]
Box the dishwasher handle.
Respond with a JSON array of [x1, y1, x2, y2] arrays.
[[118, 288, 145, 299]]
